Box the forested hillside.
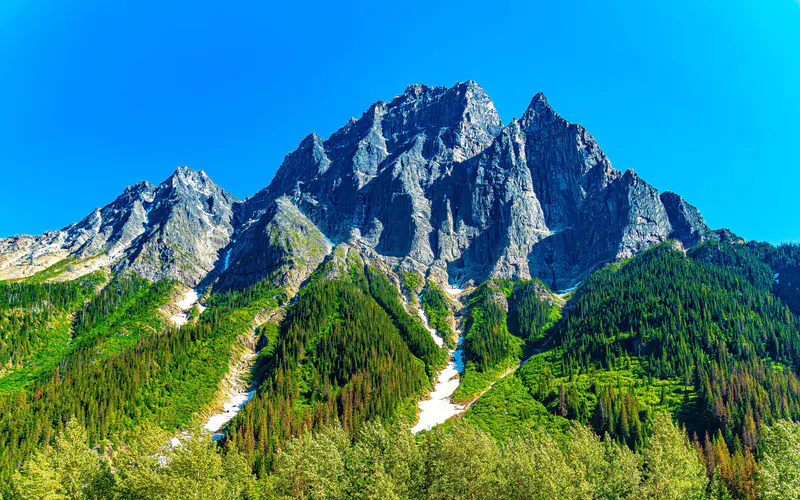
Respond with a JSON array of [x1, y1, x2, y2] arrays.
[[454, 279, 560, 402], [226, 261, 440, 473], [3, 240, 800, 499], [461, 241, 800, 499], [0, 273, 104, 392], [0, 274, 282, 486]]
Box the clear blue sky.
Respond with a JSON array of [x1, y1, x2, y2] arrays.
[[1, 0, 798, 243]]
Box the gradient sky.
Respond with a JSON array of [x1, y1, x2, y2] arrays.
[[1, 0, 798, 243]]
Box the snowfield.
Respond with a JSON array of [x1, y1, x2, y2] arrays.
[[417, 307, 444, 347]]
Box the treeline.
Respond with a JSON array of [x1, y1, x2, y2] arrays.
[[19, 411, 800, 499], [454, 279, 560, 402], [226, 275, 430, 474], [751, 242, 800, 316], [558, 242, 800, 450], [71, 273, 173, 351], [464, 280, 521, 372], [507, 279, 561, 342]]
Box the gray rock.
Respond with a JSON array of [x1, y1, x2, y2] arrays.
[[0, 181, 156, 280], [257, 81, 716, 291], [660, 191, 711, 247], [213, 196, 332, 292], [119, 166, 237, 287], [0, 81, 720, 293]]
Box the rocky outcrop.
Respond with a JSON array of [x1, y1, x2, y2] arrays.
[[661, 191, 710, 247], [214, 197, 332, 291], [0, 167, 236, 287], [252, 81, 714, 291]]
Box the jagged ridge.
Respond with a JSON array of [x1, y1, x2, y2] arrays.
[[0, 81, 718, 291]]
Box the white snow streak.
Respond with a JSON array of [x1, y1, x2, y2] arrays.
[[412, 307, 465, 434], [205, 391, 255, 441], [223, 238, 236, 271], [417, 307, 444, 348]]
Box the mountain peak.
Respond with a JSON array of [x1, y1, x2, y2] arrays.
[[521, 91, 558, 123], [124, 180, 156, 194]]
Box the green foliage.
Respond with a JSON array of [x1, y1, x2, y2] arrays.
[[750, 242, 800, 316], [463, 373, 564, 441], [455, 279, 558, 402], [11, 418, 105, 499], [8, 400, 791, 499], [402, 272, 423, 296], [640, 411, 708, 499], [13, 420, 258, 499], [366, 267, 446, 378], [0, 272, 104, 393], [113, 423, 258, 499], [420, 283, 456, 348], [507, 279, 561, 342], [21, 257, 80, 284], [71, 273, 174, 354], [0, 275, 281, 487], [757, 420, 800, 499], [226, 276, 429, 473], [558, 243, 800, 448], [266, 415, 707, 499], [463, 281, 521, 372]]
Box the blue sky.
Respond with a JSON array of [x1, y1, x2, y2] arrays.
[[1, 0, 798, 243]]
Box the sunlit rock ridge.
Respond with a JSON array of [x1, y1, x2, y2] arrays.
[[0, 81, 718, 290]]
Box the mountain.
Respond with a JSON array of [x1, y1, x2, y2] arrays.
[[0, 81, 716, 292], [0, 166, 236, 287], [227, 82, 720, 291], [6, 80, 800, 499]]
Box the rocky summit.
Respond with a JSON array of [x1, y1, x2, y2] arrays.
[[0, 81, 718, 290]]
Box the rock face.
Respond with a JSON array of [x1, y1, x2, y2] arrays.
[[0, 181, 157, 280], [248, 81, 712, 290], [660, 191, 711, 247], [0, 81, 716, 291], [119, 167, 237, 287], [0, 167, 236, 287], [213, 196, 332, 291]]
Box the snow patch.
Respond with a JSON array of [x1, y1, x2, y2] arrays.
[[775, 273, 780, 284], [143, 204, 153, 228], [177, 290, 199, 310], [205, 391, 255, 441], [417, 307, 444, 348], [171, 289, 203, 326], [445, 285, 464, 296], [222, 238, 236, 271], [412, 330, 465, 433], [556, 282, 582, 297]]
